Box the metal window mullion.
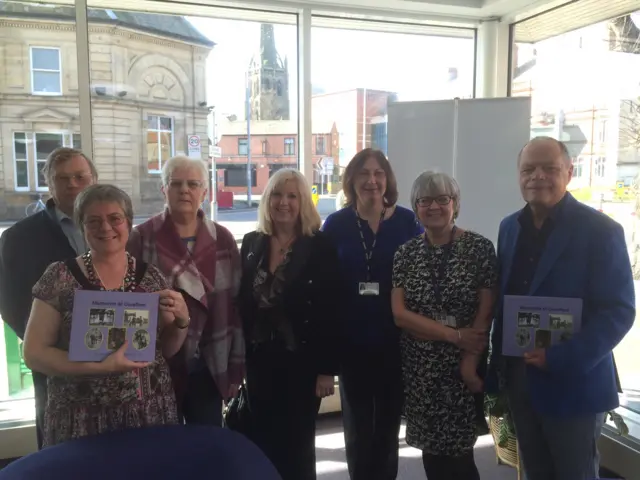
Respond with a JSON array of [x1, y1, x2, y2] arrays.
[[75, 0, 94, 160], [297, 8, 312, 181]]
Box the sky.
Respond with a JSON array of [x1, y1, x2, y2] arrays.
[[187, 17, 475, 119]]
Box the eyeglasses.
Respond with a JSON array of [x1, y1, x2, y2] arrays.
[[53, 173, 93, 185], [83, 214, 126, 231], [169, 179, 204, 190], [416, 195, 453, 207]]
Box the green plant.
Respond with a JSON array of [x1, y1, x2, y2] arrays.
[[484, 392, 515, 447]]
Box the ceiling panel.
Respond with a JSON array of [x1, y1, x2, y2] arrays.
[[514, 0, 640, 43]]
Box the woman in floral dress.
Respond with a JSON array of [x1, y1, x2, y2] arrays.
[[391, 172, 497, 480], [23, 185, 190, 447]]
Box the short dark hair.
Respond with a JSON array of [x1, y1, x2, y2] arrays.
[[43, 147, 98, 183], [342, 148, 398, 207], [74, 184, 134, 233], [517, 136, 571, 165]]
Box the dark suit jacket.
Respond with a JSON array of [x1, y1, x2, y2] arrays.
[[239, 230, 343, 376], [490, 193, 635, 416], [0, 199, 76, 339]]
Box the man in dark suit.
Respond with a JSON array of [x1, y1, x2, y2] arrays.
[[490, 137, 635, 480], [0, 147, 97, 449]]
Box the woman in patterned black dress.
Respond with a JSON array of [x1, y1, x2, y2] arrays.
[[391, 172, 498, 480], [23, 185, 190, 447]]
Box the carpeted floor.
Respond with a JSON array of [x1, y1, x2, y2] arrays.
[[315, 415, 518, 480]]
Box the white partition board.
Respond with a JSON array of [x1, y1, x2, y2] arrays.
[[388, 99, 455, 206], [388, 97, 531, 245]]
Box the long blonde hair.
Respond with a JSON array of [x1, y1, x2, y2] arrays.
[[257, 169, 321, 236]]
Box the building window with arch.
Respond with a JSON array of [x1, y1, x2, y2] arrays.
[[30, 47, 62, 95], [146, 115, 174, 173]]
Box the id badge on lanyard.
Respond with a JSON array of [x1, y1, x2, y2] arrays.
[[426, 226, 457, 327], [356, 208, 385, 296]]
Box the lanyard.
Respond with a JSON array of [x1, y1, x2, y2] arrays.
[[424, 226, 457, 308], [355, 208, 386, 281]]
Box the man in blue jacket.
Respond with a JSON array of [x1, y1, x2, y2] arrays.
[[491, 136, 635, 480]]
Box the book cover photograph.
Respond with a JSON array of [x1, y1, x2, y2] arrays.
[[69, 290, 160, 362], [502, 295, 583, 357]]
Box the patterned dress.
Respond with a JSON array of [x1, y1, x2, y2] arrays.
[[392, 230, 497, 456], [32, 258, 179, 447]]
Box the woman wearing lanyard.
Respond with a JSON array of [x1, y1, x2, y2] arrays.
[[391, 171, 497, 480], [322, 148, 422, 480]]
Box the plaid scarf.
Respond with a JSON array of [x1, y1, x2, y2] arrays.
[[128, 209, 244, 398]]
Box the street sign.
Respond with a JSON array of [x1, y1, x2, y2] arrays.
[[187, 135, 201, 159], [311, 185, 319, 206], [319, 157, 334, 175], [210, 146, 222, 158]]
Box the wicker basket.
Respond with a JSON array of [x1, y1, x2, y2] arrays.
[[489, 415, 522, 480]]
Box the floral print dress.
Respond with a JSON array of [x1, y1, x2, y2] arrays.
[[32, 257, 179, 447], [392, 231, 498, 456]]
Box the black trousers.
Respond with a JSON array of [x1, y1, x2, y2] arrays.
[[246, 344, 321, 480], [340, 343, 403, 480], [181, 367, 223, 427], [422, 450, 480, 480]]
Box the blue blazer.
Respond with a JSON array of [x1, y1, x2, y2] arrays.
[[490, 193, 635, 416]]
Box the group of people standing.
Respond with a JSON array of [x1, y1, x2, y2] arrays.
[[0, 134, 634, 480]]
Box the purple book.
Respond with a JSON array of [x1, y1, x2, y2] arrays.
[[502, 295, 583, 357], [69, 290, 159, 362]]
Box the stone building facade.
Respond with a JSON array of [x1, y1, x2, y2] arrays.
[[0, 4, 213, 219]]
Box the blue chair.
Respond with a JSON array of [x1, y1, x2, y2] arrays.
[[0, 425, 282, 480]]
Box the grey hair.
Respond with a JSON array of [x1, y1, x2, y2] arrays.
[[74, 184, 134, 233], [410, 171, 461, 219], [161, 155, 208, 187], [44, 147, 98, 184]]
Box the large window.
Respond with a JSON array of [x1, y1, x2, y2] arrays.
[[311, 21, 475, 185], [0, 1, 82, 445], [30, 47, 62, 95], [512, 10, 640, 425], [146, 115, 174, 173]]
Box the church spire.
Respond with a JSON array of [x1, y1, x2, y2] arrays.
[[260, 24, 278, 67]]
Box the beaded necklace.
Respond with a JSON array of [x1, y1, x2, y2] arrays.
[[82, 251, 136, 292]]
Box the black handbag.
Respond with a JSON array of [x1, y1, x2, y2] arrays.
[[223, 383, 253, 435]]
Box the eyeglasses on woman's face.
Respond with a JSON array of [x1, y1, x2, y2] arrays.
[[83, 213, 126, 231], [168, 179, 204, 190], [416, 195, 453, 208]]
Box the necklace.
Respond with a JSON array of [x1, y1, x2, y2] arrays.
[[82, 252, 135, 292], [273, 234, 296, 255]]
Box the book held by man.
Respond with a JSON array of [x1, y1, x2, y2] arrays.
[[69, 290, 160, 362], [502, 295, 583, 357]]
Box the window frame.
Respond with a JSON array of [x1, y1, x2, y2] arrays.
[[12, 132, 30, 192], [33, 132, 66, 192], [146, 115, 175, 174], [238, 138, 249, 155], [29, 46, 62, 96], [284, 137, 295, 155], [315, 136, 326, 155]]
